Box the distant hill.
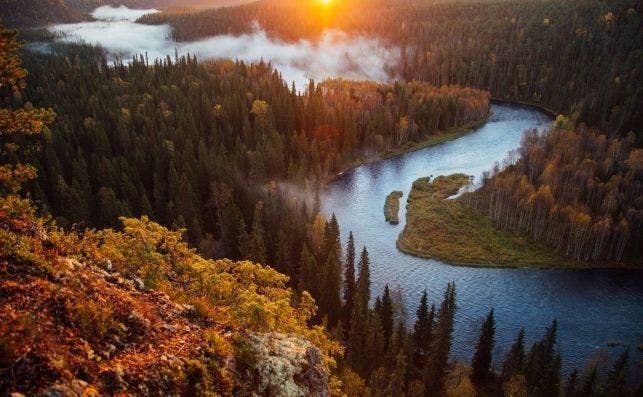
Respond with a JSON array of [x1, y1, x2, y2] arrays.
[[0, 0, 254, 28]]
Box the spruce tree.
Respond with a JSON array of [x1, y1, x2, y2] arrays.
[[297, 244, 317, 297], [356, 247, 371, 308], [347, 247, 371, 377], [249, 201, 267, 265], [602, 349, 629, 397], [381, 284, 394, 353], [501, 328, 525, 382], [343, 231, 356, 333], [322, 245, 342, 328], [579, 365, 598, 397], [425, 282, 456, 397], [412, 290, 434, 372], [471, 309, 495, 386], [524, 320, 560, 397], [563, 369, 578, 397]]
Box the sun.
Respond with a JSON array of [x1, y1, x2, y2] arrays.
[[317, 0, 333, 5]]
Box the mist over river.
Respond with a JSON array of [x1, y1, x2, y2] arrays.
[[322, 103, 643, 373], [46, 6, 399, 89]]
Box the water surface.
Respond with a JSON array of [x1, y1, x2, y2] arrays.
[[322, 103, 643, 372]]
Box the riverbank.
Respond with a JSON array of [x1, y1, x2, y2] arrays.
[[491, 98, 558, 118], [325, 112, 492, 186], [397, 174, 628, 269]]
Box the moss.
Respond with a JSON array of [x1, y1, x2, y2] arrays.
[[397, 174, 575, 267], [384, 191, 403, 224]]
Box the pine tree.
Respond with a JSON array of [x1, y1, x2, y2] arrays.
[[322, 244, 342, 328], [236, 216, 250, 259], [249, 201, 267, 265], [343, 231, 356, 334], [365, 313, 386, 377], [381, 284, 394, 353], [425, 282, 456, 397], [317, 213, 342, 327], [579, 365, 598, 397], [563, 369, 578, 397], [412, 290, 434, 373], [356, 247, 371, 308], [501, 328, 525, 382], [297, 244, 317, 297], [347, 246, 371, 377], [524, 320, 560, 397], [471, 309, 495, 386], [601, 349, 629, 397]]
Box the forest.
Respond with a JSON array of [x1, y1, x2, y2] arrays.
[[461, 123, 642, 264], [17, 45, 489, 255], [141, 0, 642, 143], [0, 0, 642, 395], [2, 38, 638, 394], [0, 0, 251, 27]]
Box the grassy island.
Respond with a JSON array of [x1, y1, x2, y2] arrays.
[[397, 174, 573, 267], [384, 191, 403, 224]]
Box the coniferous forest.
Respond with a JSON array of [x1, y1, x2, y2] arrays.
[[0, 0, 642, 396], [141, 0, 642, 142]]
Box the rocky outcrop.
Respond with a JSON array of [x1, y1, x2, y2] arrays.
[[246, 333, 329, 397]]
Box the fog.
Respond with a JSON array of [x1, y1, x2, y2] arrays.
[[90, 5, 160, 21], [48, 6, 400, 89]]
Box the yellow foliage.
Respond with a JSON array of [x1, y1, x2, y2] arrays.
[[66, 299, 120, 340], [80, 216, 343, 374], [0, 28, 55, 195], [502, 374, 527, 397]]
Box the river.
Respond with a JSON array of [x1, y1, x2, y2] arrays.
[[322, 103, 643, 373]]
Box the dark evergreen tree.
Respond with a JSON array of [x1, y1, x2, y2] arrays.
[[347, 246, 372, 378], [297, 244, 317, 298], [471, 309, 495, 386], [412, 290, 434, 374], [524, 320, 561, 397], [563, 369, 578, 397], [342, 231, 356, 335], [601, 349, 629, 397], [380, 284, 394, 353], [501, 328, 525, 382], [579, 365, 598, 397], [424, 282, 456, 397]]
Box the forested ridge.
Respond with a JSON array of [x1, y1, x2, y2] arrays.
[[141, 0, 643, 142], [0, 0, 160, 27], [0, 0, 252, 28], [1, 0, 642, 394], [462, 123, 642, 264], [19, 45, 489, 252]]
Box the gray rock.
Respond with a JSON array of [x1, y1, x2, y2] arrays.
[[246, 333, 329, 397]]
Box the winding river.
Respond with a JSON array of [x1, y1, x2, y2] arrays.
[[322, 103, 643, 373]]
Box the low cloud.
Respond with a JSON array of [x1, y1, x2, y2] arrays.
[[48, 6, 400, 88], [90, 5, 160, 21]]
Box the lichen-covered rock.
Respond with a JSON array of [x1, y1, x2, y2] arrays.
[[246, 333, 329, 397]]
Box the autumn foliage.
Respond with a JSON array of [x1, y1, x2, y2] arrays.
[[464, 125, 642, 264]]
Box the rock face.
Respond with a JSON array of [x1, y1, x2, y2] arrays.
[[247, 333, 329, 397]]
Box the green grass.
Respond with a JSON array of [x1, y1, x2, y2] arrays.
[[397, 174, 583, 268], [384, 191, 403, 224]]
